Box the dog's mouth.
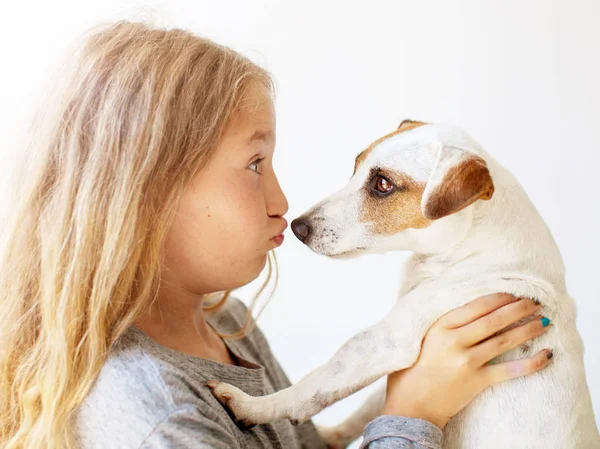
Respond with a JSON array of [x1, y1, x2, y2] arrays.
[[323, 247, 366, 259], [291, 216, 367, 258]]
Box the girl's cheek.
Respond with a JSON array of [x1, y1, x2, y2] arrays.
[[233, 178, 266, 221], [237, 196, 266, 232]]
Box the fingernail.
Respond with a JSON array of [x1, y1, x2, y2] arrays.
[[541, 317, 551, 327], [545, 349, 554, 359]]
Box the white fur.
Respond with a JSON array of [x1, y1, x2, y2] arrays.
[[209, 123, 600, 448]]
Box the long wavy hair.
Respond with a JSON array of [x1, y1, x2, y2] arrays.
[[0, 20, 276, 449]]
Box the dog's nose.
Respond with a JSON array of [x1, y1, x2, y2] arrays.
[[291, 218, 311, 243]]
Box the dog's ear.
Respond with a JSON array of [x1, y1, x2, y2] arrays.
[[421, 146, 494, 220], [398, 119, 427, 132]]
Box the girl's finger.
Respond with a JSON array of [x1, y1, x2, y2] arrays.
[[483, 349, 553, 385], [469, 315, 551, 365], [457, 299, 541, 346], [437, 293, 519, 329]]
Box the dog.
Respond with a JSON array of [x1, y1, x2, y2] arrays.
[[208, 120, 600, 448]]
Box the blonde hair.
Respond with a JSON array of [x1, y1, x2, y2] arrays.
[[0, 20, 276, 449]]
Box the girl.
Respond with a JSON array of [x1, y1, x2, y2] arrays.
[[0, 21, 553, 449]]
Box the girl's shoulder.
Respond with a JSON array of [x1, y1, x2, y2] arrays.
[[72, 323, 241, 448]]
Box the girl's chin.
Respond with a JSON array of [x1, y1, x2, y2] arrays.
[[233, 254, 269, 287]]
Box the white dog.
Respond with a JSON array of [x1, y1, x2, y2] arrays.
[[208, 120, 600, 448]]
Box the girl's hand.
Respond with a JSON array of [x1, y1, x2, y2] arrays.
[[382, 293, 553, 429]]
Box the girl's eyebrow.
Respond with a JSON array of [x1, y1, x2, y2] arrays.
[[247, 130, 273, 144]]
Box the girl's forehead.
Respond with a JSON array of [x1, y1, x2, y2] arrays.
[[227, 92, 275, 138]]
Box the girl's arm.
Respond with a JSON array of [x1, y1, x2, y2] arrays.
[[361, 415, 442, 448]]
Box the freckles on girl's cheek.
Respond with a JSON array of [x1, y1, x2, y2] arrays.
[[234, 179, 262, 207], [218, 174, 264, 225]]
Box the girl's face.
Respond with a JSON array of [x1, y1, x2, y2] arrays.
[[161, 86, 288, 295]]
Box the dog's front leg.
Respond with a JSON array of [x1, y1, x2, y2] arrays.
[[207, 300, 430, 427], [207, 277, 510, 428]]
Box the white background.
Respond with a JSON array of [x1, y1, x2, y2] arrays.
[[1, 1, 598, 445]]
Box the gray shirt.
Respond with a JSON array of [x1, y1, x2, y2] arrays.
[[72, 297, 442, 448]]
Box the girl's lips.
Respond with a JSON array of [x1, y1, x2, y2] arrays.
[[272, 233, 284, 246], [270, 220, 287, 247]]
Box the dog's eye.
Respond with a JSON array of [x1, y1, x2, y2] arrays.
[[375, 176, 393, 194]]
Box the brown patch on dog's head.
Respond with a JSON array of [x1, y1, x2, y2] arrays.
[[360, 169, 432, 236], [423, 153, 494, 220], [397, 119, 428, 132], [353, 119, 428, 174]]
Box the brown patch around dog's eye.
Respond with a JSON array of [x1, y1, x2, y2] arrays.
[[361, 171, 431, 235]]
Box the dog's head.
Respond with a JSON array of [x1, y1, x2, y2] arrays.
[[291, 120, 495, 257]]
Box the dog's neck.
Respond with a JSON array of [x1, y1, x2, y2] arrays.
[[407, 156, 566, 294]]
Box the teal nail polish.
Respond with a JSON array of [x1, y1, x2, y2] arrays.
[[541, 317, 551, 327]]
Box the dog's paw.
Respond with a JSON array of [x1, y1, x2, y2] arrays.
[[206, 380, 258, 429]]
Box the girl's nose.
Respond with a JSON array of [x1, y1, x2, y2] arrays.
[[268, 175, 288, 218]]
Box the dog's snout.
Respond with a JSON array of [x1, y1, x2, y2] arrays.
[[291, 218, 311, 243]]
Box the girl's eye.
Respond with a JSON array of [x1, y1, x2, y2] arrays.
[[248, 158, 265, 174]]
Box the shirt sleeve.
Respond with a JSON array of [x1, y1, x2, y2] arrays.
[[139, 406, 242, 449], [359, 415, 443, 449]]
